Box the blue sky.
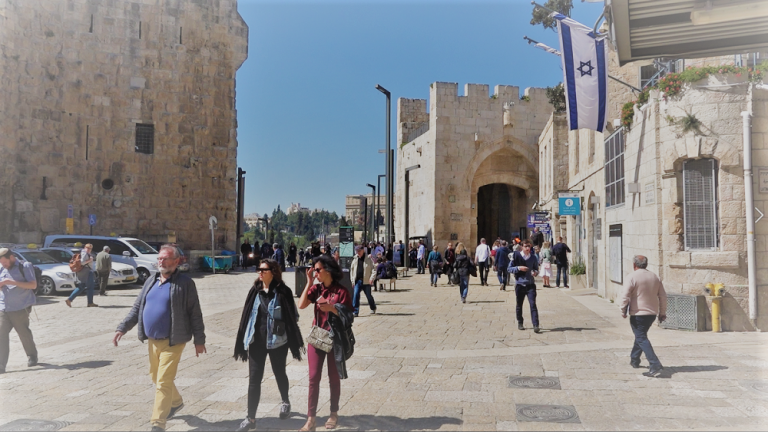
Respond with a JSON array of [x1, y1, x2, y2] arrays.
[[235, 0, 604, 216]]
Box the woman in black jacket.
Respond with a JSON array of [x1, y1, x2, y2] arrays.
[[453, 242, 473, 303], [234, 259, 304, 431]]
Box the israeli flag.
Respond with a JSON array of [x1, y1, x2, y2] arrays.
[[553, 13, 608, 133]]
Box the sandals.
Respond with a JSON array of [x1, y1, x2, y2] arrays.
[[299, 418, 316, 432], [325, 413, 339, 430]]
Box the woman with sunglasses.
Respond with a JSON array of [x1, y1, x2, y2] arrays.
[[234, 259, 304, 431], [298, 255, 353, 431]]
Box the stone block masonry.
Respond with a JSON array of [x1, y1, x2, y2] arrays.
[[0, 0, 248, 250]]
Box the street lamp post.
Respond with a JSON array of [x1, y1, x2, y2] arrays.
[[375, 84, 393, 246], [358, 195, 368, 244], [366, 183, 376, 244], [376, 174, 385, 242], [258, 216, 269, 244], [404, 164, 420, 269]]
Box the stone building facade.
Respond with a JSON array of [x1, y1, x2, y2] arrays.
[[395, 82, 552, 251], [0, 0, 248, 250]]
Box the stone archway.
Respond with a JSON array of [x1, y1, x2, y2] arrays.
[[477, 183, 529, 243]]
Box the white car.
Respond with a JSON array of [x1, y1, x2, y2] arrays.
[[9, 249, 77, 296], [41, 247, 139, 288]]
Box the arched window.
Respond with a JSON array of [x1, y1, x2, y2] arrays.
[[683, 158, 718, 250]]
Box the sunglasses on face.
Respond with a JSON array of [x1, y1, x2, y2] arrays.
[[257, 268, 271, 273], [313, 267, 324, 273]]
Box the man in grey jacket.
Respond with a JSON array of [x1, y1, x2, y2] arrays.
[[113, 244, 206, 432]]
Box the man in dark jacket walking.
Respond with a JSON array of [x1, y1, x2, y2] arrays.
[[509, 240, 541, 333], [113, 245, 206, 432], [443, 243, 456, 286], [273, 244, 286, 272], [551, 237, 572, 288], [494, 241, 512, 291], [240, 239, 252, 270]]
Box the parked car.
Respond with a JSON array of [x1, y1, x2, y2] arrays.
[[43, 235, 159, 284], [41, 247, 139, 287], [145, 242, 189, 272], [8, 247, 77, 296]]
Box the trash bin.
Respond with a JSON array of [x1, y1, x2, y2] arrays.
[[295, 266, 309, 297]]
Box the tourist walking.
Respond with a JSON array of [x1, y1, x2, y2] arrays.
[[427, 246, 443, 287], [350, 246, 376, 317], [252, 241, 262, 269], [66, 243, 97, 308], [96, 245, 112, 296], [273, 243, 286, 272], [530, 227, 544, 249], [408, 245, 417, 269], [113, 245, 207, 432], [443, 243, 456, 286], [233, 259, 304, 431], [298, 248, 306, 267], [298, 256, 354, 431], [494, 241, 512, 291], [288, 243, 297, 268], [474, 238, 491, 286], [241, 239, 252, 270], [509, 240, 541, 333], [261, 242, 273, 263], [620, 255, 667, 377], [552, 237, 572, 288], [0, 247, 38, 374], [453, 243, 474, 303], [416, 240, 426, 274], [539, 242, 553, 287]]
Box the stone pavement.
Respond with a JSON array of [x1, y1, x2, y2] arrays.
[[1, 269, 767, 431]]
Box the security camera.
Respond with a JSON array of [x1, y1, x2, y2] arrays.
[[532, 202, 538, 210]]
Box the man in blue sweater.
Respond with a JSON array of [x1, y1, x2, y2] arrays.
[[494, 241, 512, 291], [508, 239, 541, 333]]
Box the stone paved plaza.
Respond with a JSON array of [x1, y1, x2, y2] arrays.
[[1, 270, 767, 431]]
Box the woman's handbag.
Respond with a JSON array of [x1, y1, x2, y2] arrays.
[[306, 325, 334, 353]]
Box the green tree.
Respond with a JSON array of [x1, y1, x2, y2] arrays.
[[546, 83, 566, 112], [530, 0, 573, 31]]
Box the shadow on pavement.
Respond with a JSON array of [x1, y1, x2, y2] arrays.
[[91, 305, 131, 309], [655, 365, 728, 378], [373, 313, 416, 316], [32, 297, 58, 305], [27, 360, 113, 371], [176, 413, 462, 431], [545, 327, 599, 332], [470, 301, 505, 304]]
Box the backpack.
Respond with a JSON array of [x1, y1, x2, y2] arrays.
[[19, 262, 43, 291], [69, 253, 83, 273], [385, 262, 397, 279]]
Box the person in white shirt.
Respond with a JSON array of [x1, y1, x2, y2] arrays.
[[416, 241, 426, 274], [474, 238, 491, 286]]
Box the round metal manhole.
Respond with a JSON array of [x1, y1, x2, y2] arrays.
[[101, 178, 114, 190], [0, 419, 71, 431], [516, 404, 580, 423], [509, 376, 561, 389]]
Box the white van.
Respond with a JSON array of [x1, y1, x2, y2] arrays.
[[43, 235, 159, 284]]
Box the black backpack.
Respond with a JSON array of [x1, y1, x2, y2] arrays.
[[18, 261, 43, 291], [385, 262, 397, 279]]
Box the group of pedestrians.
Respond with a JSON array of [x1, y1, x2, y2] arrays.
[[240, 240, 290, 272], [64, 243, 114, 308]]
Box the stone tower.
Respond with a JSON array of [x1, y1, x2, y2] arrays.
[[395, 82, 553, 251], [0, 0, 248, 250]]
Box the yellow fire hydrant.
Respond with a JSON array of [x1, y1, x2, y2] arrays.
[[705, 283, 725, 332]]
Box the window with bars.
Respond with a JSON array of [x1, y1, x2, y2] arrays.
[[604, 128, 625, 208], [135, 123, 154, 154], [683, 158, 718, 250]]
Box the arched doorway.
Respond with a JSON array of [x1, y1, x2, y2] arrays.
[[476, 183, 528, 243]]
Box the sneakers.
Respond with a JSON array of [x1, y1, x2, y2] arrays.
[[518, 323, 525, 330], [100, 291, 107, 296], [87, 303, 99, 307], [65, 299, 72, 308], [27, 357, 38, 367], [168, 402, 184, 419], [150, 426, 165, 432], [630, 360, 641, 368], [236, 418, 256, 431], [461, 297, 466, 303], [371, 309, 376, 315], [645, 367, 664, 377], [354, 313, 359, 317], [533, 327, 541, 333], [279, 401, 291, 419]]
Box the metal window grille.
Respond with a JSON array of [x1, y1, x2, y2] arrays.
[[683, 158, 718, 250], [135, 123, 154, 154], [604, 128, 625, 208]]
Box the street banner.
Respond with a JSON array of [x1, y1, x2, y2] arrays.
[[553, 12, 608, 133]]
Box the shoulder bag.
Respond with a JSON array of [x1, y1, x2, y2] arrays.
[[306, 325, 333, 352]]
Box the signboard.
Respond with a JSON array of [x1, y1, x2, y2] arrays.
[[559, 193, 581, 216], [609, 224, 623, 284], [67, 204, 73, 219], [66, 218, 74, 234], [760, 169, 768, 194], [88, 214, 97, 226], [527, 212, 551, 234], [339, 226, 354, 258]]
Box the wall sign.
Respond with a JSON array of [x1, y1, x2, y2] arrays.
[[609, 224, 623, 284], [559, 193, 581, 216]]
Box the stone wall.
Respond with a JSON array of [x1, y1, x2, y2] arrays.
[[0, 0, 248, 250], [396, 82, 551, 253], [538, 113, 569, 241]]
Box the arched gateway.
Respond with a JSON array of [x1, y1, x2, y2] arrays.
[[395, 82, 551, 253]]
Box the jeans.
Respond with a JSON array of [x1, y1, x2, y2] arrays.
[[497, 269, 509, 289], [69, 271, 95, 304], [148, 338, 186, 429], [556, 264, 569, 287], [0, 307, 37, 371], [97, 271, 109, 295], [417, 258, 425, 274], [307, 344, 340, 417], [459, 275, 469, 299], [352, 280, 377, 314], [515, 284, 539, 327], [431, 273, 440, 285], [248, 341, 290, 419], [478, 261, 489, 284], [630, 315, 662, 369]]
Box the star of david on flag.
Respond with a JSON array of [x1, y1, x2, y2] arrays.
[[553, 12, 608, 133]]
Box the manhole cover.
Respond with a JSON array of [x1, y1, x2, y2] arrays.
[[0, 420, 71, 431], [508, 376, 561, 389], [515, 404, 580, 423]]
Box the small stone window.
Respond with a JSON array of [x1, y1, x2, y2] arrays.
[[101, 179, 114, 190], [135, 123, 154, 154]]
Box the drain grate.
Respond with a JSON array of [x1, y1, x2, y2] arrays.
[[508, 376, 561, 389], [515, 404, 580, 423], [0, 420, 71, 431]]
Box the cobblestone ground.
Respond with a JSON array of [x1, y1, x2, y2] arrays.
[[1, 269, 767, 431]]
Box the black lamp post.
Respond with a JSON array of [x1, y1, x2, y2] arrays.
[[375, 84, 393, 246], [404, 164, 420, 269], [376, 174, 385, 242], [366, 183, 376, 244]]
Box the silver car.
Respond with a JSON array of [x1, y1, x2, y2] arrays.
[[9, 248, 77, 296]]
